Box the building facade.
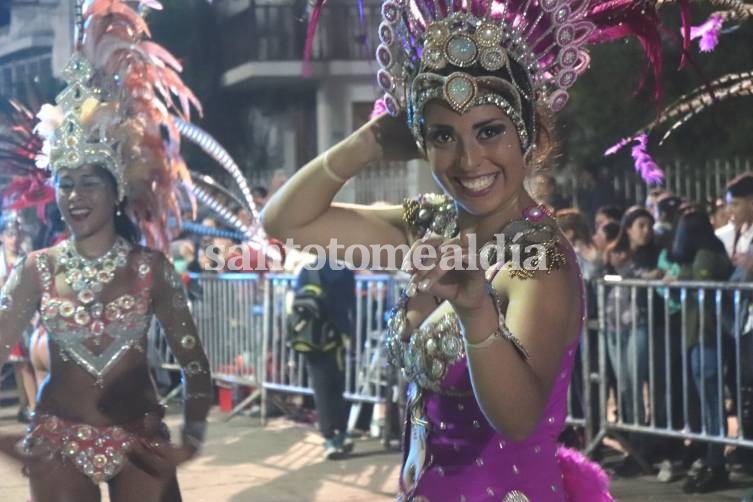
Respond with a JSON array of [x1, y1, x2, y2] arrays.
[[214, 0, 436, 204], [0, 0, 74, 98]]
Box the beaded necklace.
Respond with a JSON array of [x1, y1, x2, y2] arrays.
[[58, 237, 131, 305]]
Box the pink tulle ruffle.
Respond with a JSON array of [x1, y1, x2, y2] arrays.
[[557, 446, 614, 502]]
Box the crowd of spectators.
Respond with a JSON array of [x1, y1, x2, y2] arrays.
[[549, 172, 753, 494]]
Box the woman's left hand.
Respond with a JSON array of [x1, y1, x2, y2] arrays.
[[402, 233, 488, 312], [126, 439, 197, 478]]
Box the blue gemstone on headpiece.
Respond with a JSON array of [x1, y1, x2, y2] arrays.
[[446, 35, 477, 67], [445, 74, 475, 111]]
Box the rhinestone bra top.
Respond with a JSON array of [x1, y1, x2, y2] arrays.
[[35, 245, 154, 385], [387, 306, 468, 394], [387, 193, 564, 393]]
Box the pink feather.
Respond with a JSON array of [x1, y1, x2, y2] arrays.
[[140, 40, 184, 72], [630, 133, 664, 185], [604, 133, 664, 185], [557, 446, 614, 502], [370, 98, 387, 120], [689, 14, 723, 53], [74, 0, 202, 250], [303, 0, 326, 77]]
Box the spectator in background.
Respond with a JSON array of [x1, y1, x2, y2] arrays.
[[719, 173, 753, 466], [645, 187, 667, 221], [576, 164, 623, 226], [654, 195, 685, 307], [717, 173, 753, 260], [606, 206, 662, 279], [529, 173, 570, 211], [198, 217, 219, 248], [225, 239, 285, 273], [235, 206, 254, 229], [555, 208, 601, 446], [594, 204, 624, 231], [0, 212, 37, 423], [251, 186, 269, 210], [709, 198, 729, 230], [556, 208, 602, 281], [604, 206, 662, 475], [171, 239, 195, 274], [594, 221, 620, 254], [653, 194, 683, 251], [295, 259, 356, 460], [670, 210, 733, 493]]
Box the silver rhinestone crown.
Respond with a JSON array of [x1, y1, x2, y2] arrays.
[[376, 0, 595, 146]]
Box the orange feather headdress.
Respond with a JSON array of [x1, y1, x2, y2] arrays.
[[33, 0, 201, 251]]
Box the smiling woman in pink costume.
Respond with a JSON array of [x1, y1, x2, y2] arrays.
[[262, 0, 676, 500], [0, 1, 211, 501]]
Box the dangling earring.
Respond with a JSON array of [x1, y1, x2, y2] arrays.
[[116, 207, 122, 216]]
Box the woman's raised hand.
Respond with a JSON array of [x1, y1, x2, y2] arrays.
[[361, 112, 423, 163], [401, 233, 489, 313]]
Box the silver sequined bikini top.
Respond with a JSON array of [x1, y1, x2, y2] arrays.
[[35, 246, 155, 385]]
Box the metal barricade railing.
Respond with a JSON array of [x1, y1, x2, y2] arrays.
[[258, 273, 402, 423], [163, 272, 589, 437], [588, 277, 753, 468], [151, 273, 267, 415]]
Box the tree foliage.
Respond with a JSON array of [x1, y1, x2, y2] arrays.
[[558, 4, 753, 173]]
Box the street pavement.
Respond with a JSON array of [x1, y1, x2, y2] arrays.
[[1, 406, 751, 501]]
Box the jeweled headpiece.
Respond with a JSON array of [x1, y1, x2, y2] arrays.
[[373, 0, 682, 151], [31, 0, 202, 250], [37, 54, 128, 201]]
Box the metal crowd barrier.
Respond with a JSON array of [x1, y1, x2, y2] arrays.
[[149, 272, 589, 436], [588, 277, 753, 469], [148, 273, 266, 417], [258, 273, 402, 424]]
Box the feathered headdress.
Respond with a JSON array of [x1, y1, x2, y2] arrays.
[[0, 99, 56, 221], [606, 0, 753, 184], [304, 1, 691, 153], [33, 0, 202, 251], [371, 0, 691, 152]]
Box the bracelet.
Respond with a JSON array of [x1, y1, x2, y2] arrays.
[[465, 326, 509, 349], [321, 150, 348, 184], [463, 281, 529, 360]]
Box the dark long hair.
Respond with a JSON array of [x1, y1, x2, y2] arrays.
[[114, 198, 141, 245], [608, 205, 660, 269], [671, 210, 727, 265]]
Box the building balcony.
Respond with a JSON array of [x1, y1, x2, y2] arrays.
[[219, 0, 381, 88]]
